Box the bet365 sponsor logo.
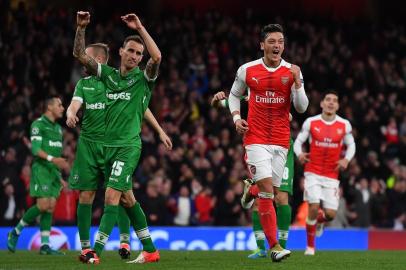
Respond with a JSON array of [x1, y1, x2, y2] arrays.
[[255, 91, 285, 104], [107, 92, 131, 101], [85, 102, 105, 110], [49, 140, 62, 147]]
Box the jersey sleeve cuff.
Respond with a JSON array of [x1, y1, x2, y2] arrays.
[[72, 96, 83, 104]]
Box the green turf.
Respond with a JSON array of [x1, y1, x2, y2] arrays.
[[0, 250, 405, 270]]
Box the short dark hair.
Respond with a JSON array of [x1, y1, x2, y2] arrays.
[[261, 24, 284, 41], [86, 43, 109, 61], [323, 90, 339, 100], [44, 96, 60, 110], [122, 35, 145, 48]]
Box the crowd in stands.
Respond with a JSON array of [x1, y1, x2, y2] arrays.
[[1, 3, 405, 230]]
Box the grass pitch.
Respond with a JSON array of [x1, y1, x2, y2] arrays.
[[0, 250, 405, 270]]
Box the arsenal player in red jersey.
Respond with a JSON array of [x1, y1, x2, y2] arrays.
[[294, 90, 356, 255], [228, 24, 308, 262]]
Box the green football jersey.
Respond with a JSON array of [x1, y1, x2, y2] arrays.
[[73, 76, 106, 142], [98, 64, 153, 147], [30, 115, 63, 171]]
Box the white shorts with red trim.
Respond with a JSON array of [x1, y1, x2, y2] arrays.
[[244, 144, 288, 187], [304, 172, 340, 210]]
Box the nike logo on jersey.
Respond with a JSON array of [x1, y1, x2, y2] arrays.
[[314, 127, 321, 132], [252, 77, 259, 84]]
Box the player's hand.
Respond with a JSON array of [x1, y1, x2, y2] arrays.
[[335, 158, 349, 171], [298, 152, 310, 164], [289, 113, 293, 122], [210, 91, 227, 107], [76, 11, 90, 28], [290, 64, 302, 89], [66, 112, 79, 128], [235, 119, 249, 134], [121, 14, 143, 31], [52, 157, 70, 171], [159, 132, 173, 150]]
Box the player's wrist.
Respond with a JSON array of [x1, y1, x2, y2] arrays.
[[232, 114, 241, 123], [47, 155, 54, 162]]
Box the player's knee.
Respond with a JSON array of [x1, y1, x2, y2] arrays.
[[275, 191, 288, 205], [256, 178, 274, 193], [105, 188, 121, 205], [325, 210, 336, 221], [79, 191, 96, 204]]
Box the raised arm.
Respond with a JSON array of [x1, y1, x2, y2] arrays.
[[72, 11, 98, 75], [121, 14, 162, 80], [290, 65, 309, 113]]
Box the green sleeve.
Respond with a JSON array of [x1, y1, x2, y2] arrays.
[[220, 96, 246, 109], [98, 64, 114, 82], [73, 79, 84, 101], [30, 122, 42, 156]]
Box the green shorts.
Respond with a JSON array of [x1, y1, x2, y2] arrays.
[[104, 145, 141, 191], [69, 137, 105, 191], [30, 163, 61, 198], [279, 141, 294, 195]]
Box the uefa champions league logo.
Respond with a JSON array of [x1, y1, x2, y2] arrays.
[[28, 227, 70, 250]]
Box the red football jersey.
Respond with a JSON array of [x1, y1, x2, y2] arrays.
[[303, 114, 352, 179], [231, 58, 301, 148]]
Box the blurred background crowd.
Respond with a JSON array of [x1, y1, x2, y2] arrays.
[[0, 0, 405, 230]]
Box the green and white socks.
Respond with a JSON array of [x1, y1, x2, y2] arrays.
[[252, 204, 292, 250], [277, 204, 292, 249], [77, 203, 92, 249]]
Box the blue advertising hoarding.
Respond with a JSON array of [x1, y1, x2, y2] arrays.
[[0, 227, 368, 251]]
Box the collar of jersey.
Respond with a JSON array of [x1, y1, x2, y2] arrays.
[[261, 58, 286, 72], [119, 66, 140, 79], [42, 114, 55, 125]]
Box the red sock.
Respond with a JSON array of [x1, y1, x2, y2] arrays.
[[257, 198, 278, 248], [306, 221, 316, 248], [249, 185, 259, 197], [317, 209, 326, 223]]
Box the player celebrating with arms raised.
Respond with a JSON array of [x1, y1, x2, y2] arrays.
[[294, 90, 355, 255], [228, 24, 308, 261], [73, 11, 161, 264]]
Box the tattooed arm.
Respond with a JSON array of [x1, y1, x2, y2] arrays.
[[72, 11, 98, 76], [121, 14, 161, 80]]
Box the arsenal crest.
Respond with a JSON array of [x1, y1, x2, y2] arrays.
[[281, 76, 289, 85], [337, 128, 343, 135], [249, 165, 256, 175]]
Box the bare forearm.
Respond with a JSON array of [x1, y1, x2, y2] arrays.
[[73, 27, 98, 75], [138, 26, 161, 63], [67, 101, 82, 116], [144, 108, 164, 134]]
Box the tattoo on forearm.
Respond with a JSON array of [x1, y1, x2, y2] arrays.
[[73, 27, 98, 75], [73, 28, 85, 58], [146, 59, 160, 79]]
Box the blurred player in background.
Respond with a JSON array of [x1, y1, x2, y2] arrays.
[[212, 91, 295, 258], [73, 11, 162, 264], [67, 43, 171, 260], [7, 97, 69, 255], [227, 24, 308, 262], [294, 90, 356, 255]]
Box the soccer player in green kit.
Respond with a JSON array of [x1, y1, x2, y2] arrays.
[[211, 91, 294, 258], [7, 97, 69, 255], [67, 43, 172, 260], [73, 11, 161, 264]]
